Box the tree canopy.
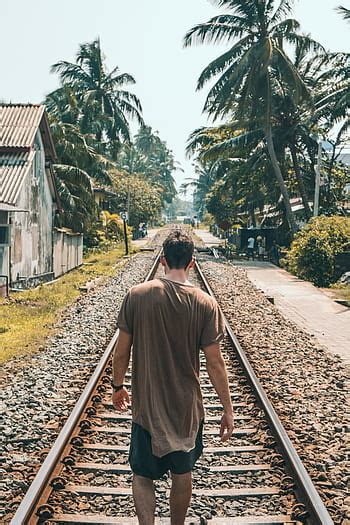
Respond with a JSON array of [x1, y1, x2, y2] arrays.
[[184, 0, 349, 238], [45, 39, 178, 243]]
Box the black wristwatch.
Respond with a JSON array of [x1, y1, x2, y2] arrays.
[[111, 381, 125, 392]]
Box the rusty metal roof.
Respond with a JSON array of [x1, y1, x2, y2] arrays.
[[0, 151, 35, 205], [0, 104, 45, 149], [0, 104, 58, 206], [0, 104, 56, 160]]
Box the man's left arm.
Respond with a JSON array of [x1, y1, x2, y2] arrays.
[[112, 329, 133, 411]]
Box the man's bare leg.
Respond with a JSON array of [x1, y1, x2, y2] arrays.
[[170, 472, 192, 525], [132, 474, 156, 525]]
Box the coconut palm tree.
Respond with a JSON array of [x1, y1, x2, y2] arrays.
[[51, 39, 143, 151], [184, 0, 323, 234], [54, 164, 96, 232]]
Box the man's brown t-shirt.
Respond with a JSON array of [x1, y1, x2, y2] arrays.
[[117, 277, 225, 457]]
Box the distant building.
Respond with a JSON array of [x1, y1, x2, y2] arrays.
[[93, 187, 118, 211], [0, 104, 82, 293]]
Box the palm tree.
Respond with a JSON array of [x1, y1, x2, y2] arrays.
[[184, 0, 322, 234], [54, 164, 96, 232], [180, 161, 218, 217], [132, 127, 179, 204], [51, 39, 143, 151], [186, 124, 280, 224], [337, 5, 350, 22]]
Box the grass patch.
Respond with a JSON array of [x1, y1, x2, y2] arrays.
[[0, 244, 129, 364], [329, 283, 350, 303]]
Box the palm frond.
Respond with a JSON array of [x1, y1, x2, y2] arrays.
[[270, 0, 295, 25], [184, 22, 245, 47], [284, 32, 326, 55], [197, 34, 253, 89], [209, 0, 258, 19], [272, 45, 310, 103], [336, 5, 350, 22], [199, 129, 264, 161]]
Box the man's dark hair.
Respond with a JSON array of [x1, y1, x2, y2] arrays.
[[162, 229, 194, 269]]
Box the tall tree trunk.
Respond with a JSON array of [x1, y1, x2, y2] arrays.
[[248, 204, 256, 227], [289, 142, 312, 220], [265, 126, 298, 235]]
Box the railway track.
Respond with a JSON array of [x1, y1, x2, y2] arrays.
[[11, 251, 333, 525]]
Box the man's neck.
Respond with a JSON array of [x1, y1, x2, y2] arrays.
[[163, 269, 191, 284]]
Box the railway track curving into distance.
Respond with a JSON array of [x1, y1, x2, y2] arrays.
[[11, 250, 333, 525]]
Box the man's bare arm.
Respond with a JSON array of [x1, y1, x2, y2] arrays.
[[203, 342, 234, 441], [112, 329, 132, 411]]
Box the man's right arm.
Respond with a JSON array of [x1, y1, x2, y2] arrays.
[[203, 342, 234, 441]]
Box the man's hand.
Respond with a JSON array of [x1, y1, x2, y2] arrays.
[[112, 387, 130, 412], [220, 412, 234, 441]]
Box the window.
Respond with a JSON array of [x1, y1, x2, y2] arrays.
[[0, 225, 10, 246]]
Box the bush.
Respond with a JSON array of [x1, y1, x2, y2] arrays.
[[284, 216, 350, 287]]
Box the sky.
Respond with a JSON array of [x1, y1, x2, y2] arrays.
[[1, 0, 349, 194]]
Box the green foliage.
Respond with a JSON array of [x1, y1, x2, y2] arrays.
[[284, 216, 350, 287], [45, 41, 178, 244], [51, 39, 143, 148], [118, 126, 178, 205], [110, 173, 162, 228], [184, 1, 350, 234]]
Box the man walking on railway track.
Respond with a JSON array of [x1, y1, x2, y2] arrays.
[[112, 229, 234, 525]]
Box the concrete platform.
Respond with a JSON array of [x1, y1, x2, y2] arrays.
[[197, 230, 350, 366], [131, 228, 160, 249], [195, 229, 224, 247]]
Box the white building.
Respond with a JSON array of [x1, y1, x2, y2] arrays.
[[0, 104, 82, 294]]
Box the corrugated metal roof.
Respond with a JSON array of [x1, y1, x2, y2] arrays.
[[0, 104, 45, 149], [0, 151, 35, 205]]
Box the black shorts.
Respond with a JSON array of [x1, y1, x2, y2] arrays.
[[129, 421, 204, 480]]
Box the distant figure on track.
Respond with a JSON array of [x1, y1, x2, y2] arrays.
[[247, 236, 255, 260], [112, 229, 234, 525]]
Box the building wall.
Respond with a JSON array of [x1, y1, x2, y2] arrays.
[[11, 131, 55, 286], [53, 230, 83, 277], [0, 211, 9, 295]]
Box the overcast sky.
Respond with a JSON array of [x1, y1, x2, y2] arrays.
[[1, 0, 349, 192]]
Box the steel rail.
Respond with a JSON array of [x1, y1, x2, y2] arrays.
[[11, 252, 161, 525], [195, 260, 333, 525], [11, 250, 333, 525]]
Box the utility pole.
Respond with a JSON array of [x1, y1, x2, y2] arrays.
[[121, 211, 129, 256], [314, 139, 322, 217]]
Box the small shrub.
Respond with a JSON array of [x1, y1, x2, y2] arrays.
[[285, 216, 350, 287]]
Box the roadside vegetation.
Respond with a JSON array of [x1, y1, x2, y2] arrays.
[[284, 216, 350, 286], [0, 244, 128, 364], [182, 0, 349, 293]]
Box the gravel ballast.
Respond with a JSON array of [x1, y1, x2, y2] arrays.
[[199, 256, 349, 524], [2, 243, 348, 523], [1, 250, 157, 522]]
